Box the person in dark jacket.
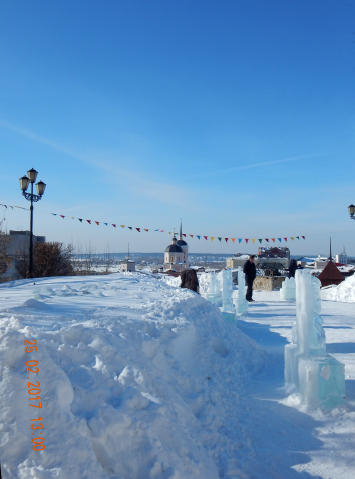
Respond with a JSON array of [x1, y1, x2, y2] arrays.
[[243, 255, 257, 302], [181, 269, 199, 293], [288, 258, 297, 278]]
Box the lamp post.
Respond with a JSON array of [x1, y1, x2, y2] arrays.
[[349, 204, 355, 220], [19, 168, 46, 278]]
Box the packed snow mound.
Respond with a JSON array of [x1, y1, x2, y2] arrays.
[[321, 274, 355, 303], [0, 272, 264, 479]]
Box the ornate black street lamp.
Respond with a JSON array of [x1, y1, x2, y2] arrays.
[[19, 168, 46, 277], [349, 204, 355, 220]]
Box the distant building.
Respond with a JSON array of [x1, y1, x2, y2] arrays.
[[226, 254, 289, 269], [163, 222, 190, 272], [1, 230, 46, 280], [120, 244, 136, 272], [335, 247, 347, 265], [318, 261, 345, 287], [258, 246, 290, 259]]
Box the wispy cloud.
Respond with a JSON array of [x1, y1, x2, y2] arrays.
[[191, 153, 327, 178], [0, 119, 196, 207]]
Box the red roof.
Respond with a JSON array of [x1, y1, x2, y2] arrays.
[[318, 261, 345, 287]]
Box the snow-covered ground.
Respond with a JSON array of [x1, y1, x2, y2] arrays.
[[0, 272, 354, 478]]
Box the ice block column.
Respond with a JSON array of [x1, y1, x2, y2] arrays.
[[236, 266, 248, 315], [284, 269, 345, 409], [205, 272, 222, 306], [221, 269, 236, 323], [280, 277, 296, 301]]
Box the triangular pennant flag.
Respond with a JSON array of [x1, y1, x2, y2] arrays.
[[232, 238, 235, 243], [154, 229, 159, 231], [60, 215, 65, 219], [128, 227, 132, 230], [112, 224, 116, 227], [204, 236, 208, 240], [265, 238, 269, 242], [225, 238, 228, 242], [168, 232, 171, 235], [272, 238, 275, 242], [296, 236, 299, 240], [302, 236, 305, 239], [120, 225, 125, 228], [238, 239, 242, 243], [284, 237, 287, 242], [144, 229, 148, 232], [218, 237, 222, 242], [252, 239, 255, 244], [159, 230, 164, 232], [52, 213, 57, 216], [95, 221, 99, 225], [278, 238, 281, 242], [78, 218, 83, 222], [190, 234, 193, 238], [183, 234, 186, 237], [86, 220, 91, 224], [136, 228, 140, 232], [245, 239, 249, 243], [104, 223, 108, 225], [70, 217, 74, 219], [290, 237, 294, 241], [258, 239, 262, 243], [211, 237, 215, 242], [197, 235, 201, 240]]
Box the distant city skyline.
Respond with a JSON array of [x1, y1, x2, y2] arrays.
[[1, 1, 354, 254]]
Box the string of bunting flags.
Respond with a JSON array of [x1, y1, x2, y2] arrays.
[[1, 202, 306, 244]]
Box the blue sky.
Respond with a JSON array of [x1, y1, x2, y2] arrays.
[[0, 0, 354, 255]]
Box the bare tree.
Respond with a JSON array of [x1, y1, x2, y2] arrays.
[[16, 242, 74, 278], [0, 230, 12, 281]]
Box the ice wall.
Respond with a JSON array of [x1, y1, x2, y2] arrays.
[[280, 277, 296, 301], [236, 266, 248, 315], [284, 269, 345, 409], [205, 272, 222, 307]]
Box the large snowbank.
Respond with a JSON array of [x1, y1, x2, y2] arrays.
[[321, 274, 355, 303], [0, 273, 264, 479]]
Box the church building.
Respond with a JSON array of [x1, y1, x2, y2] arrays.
[[163, 222, 190, 272]]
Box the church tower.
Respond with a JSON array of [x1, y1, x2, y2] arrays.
[[176, 220, 189, 263]]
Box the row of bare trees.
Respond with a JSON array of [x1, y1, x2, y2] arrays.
[[0, 231, 115, 281]]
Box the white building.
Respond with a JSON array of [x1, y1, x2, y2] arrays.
[[120, 259, 136, 272], [336, 247, 347, 265], [163, 222, 190, 272]]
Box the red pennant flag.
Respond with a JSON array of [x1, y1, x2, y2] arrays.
[[225, 238, 228, 242], [86, 220, 91, 224], [284, 237, 287, 242], [204, 236, 208, 240], [144, 229, 148, 232], [232, 238, 235, 243], [302, 236, 305, 239], [265, 238, 269, 242], [190, 234, 193, 238], [95, 221, 99, 225], [136, 228, 140, 232], [245, 239, 249, 243], [183, 234, 186, 237], [272, 238, 275, 242], [112, 224, 116, 227], [60, 215, 65, 219]]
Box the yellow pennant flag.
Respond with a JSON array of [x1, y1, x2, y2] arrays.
[[211, 237, 215, 242], [291, 237, 294, 240], [120, 225, 125, 228], [252, 239, 255, 244]]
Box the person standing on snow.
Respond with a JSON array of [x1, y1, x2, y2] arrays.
[[243, 255, 256, 302], [287, 258, 297, 278], [181, 269, 199, 293]]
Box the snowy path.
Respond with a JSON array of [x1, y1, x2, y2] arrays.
[[0, 275, 354, 478], [235, 291, 355, 479]]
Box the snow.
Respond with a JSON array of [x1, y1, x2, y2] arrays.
[[321, 273, 355, 303], [0, 272, 355, 478]]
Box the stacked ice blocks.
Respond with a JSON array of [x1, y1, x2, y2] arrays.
[[280, 277, 296, 301], [236, 266, 248, 315], [284, 269, 345, 409]]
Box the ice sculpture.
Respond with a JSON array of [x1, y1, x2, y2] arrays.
[[205, 272, 222, 307], [280, 277, 296, 301], [221, 269, 236, 322], [236, 266, 248, 315], [285, 269, 345, 409]]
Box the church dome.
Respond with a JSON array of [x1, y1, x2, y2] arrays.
[[165, 244, 183, 253], [177, 239, 188, 246]]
